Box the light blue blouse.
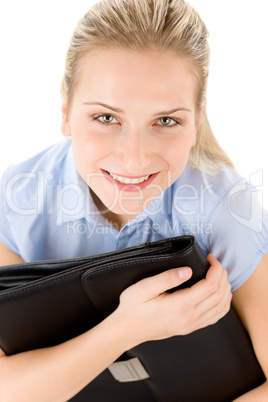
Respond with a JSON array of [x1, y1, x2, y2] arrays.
[[1, 139, 267, 291]]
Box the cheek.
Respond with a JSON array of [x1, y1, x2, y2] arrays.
[[71, 120, 111, 156], [165, 133, 195, 167], [70, 112, 101, 143], [71, 131, 115, 181]]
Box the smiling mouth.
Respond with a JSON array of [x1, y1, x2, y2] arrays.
[[106, 171, 152, 184]]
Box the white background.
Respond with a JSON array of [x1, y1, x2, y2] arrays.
[[0, 0, 267, 206]]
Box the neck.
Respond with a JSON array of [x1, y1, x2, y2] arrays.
[[90, 189, 137, 231]]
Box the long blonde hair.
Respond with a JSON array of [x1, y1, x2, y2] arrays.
[[61, 0, 234, 173]]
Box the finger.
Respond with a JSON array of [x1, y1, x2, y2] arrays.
[[206, 253, 217, 265], [206, 254, 223, 284], [195, 268, 231, 316], [132, 267, 192, 302], [186, 255, 224, 304], [197, 284, 232, 329]]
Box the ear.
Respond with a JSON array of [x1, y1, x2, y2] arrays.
[[61, 103, 71, 137]]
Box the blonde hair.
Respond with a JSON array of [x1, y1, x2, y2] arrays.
[[61, 0, 234, 173]]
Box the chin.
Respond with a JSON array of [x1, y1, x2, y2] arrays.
[[110, 202, 145, 217]]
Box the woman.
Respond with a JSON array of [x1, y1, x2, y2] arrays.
[[0, 0, 267, 400]]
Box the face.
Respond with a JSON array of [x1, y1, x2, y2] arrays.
[[62, 48, 203, 228]]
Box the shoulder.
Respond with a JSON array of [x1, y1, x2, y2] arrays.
[[173, 163, 244, 199], [170, 164, 268, 290], [2, 139, 72, 184], [171, 163, 244, 225], [1, 140, 77, 210], [0, 140, 91, 261]]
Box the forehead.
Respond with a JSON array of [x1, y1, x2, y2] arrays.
[[73, 47, 198, 107]]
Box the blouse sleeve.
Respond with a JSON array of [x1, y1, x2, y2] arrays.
[[206, 179, 268, 291], [0, 167, 21, 255]]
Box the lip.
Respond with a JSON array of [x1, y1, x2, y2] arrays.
[[101, 169, 159, 192]]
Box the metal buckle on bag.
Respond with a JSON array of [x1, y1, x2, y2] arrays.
[[108, 357, 150, 382]]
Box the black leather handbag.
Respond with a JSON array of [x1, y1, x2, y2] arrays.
[[0, 236, 265, 401]]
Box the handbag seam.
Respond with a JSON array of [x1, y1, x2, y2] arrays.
[[0, 237, 194, 299], [0, 236, 190, 270], [83, 243, 196, 281], [0, 249, 178, 298], [84, 250, 194, 279]]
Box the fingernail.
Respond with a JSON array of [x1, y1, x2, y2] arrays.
[[178, 268, 190, 279], [229, 293, 233, 302]]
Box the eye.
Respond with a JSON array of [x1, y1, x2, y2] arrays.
[[156, 116, 182, 128], [93, 114, 119, 125]]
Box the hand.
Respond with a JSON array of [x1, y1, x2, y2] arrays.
[[114, 254, 232, 347]]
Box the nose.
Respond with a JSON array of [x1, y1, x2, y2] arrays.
[[116, 131, 151, 174]]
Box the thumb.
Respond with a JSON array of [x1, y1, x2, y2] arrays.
[[133, 267, 192, 302]]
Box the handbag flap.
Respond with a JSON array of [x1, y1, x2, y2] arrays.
[[82, 237, 209, 317]]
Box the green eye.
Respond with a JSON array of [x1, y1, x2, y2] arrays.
[[102, 115, 114, 123], [157, 117, 182, 128], [160, 117, 172, 125], [93, 114, 119, 125]]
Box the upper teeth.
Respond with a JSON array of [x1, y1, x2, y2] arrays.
[[109, 172, 150, 184]]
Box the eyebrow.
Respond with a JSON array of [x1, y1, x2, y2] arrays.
[[83, 101, 191, 115]]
